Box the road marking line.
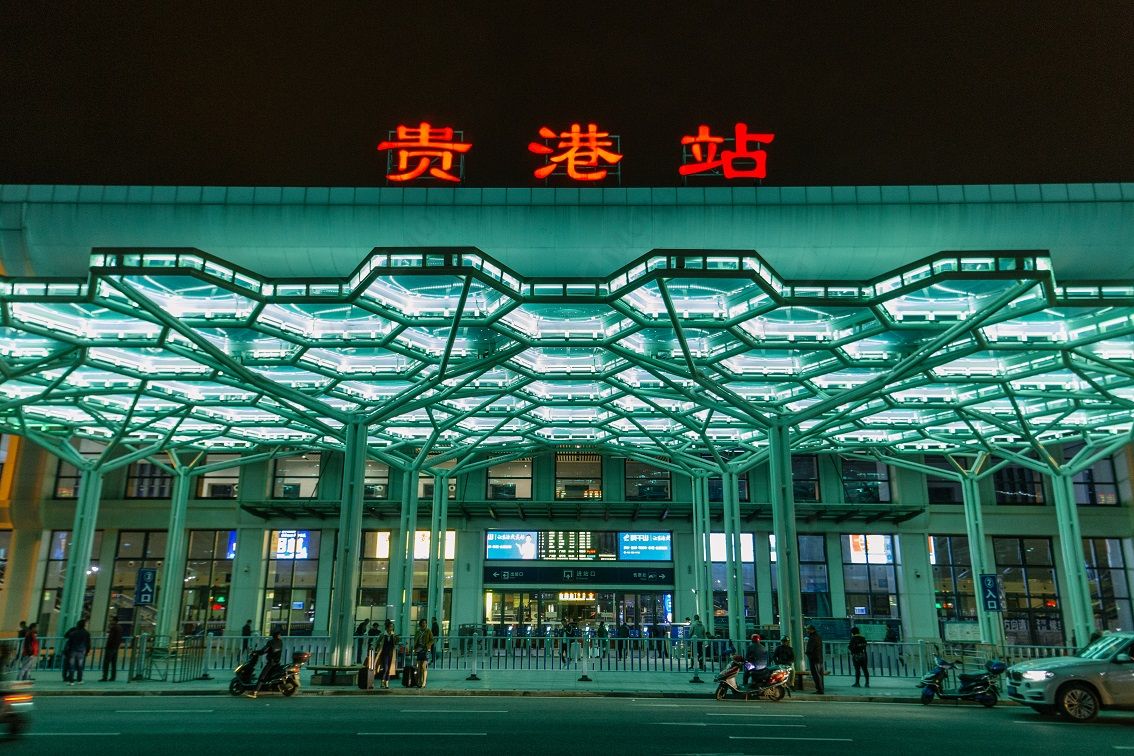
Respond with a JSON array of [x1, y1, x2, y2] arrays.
[[27, 732, 121, 737], [658, 722, 805, 728], [400, 709, 508, 713], [357, 732, 487, 736], [114, 709, 215, 714], [705, 713, 805, 718], [730, 736, 853, 742], [1011, 720, 1069, 725]]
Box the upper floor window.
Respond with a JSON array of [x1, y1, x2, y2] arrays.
[[273, 453, 321, 499], [841, 459, 892, 504], [792, 455, 820, 502], [364, 460, 390, 499], [993, 464, 1045, 505], [555, 453, 602, 500], [624, 460, 671, 501], [419, 458, 456, 500], [125, 461, 173, 499], [707, 472, 750, 502], [924, 456, 963, 504], [1067, 444, 1120, 506], [196, 454, 240, 499], [487, 458, 532, 499], [53, 439, 105, 499]]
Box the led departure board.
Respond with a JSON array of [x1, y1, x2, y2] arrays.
[[486, 530, 669, 562], [537, 530, 618, 561]]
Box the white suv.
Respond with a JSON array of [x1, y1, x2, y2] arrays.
[[1006, 632, 1134, 721]]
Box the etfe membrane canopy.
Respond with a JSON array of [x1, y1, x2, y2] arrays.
[[1, 247, 1132, 471]]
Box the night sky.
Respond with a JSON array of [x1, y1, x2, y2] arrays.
[[2, 2, 1133, 188]]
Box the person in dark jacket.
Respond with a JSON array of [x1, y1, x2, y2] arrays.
[[63, 619, 92, 685], [431, 617, 440, 663], [375, 620, 399, 689], [849, 626, 869, 687], [241, 619, 253, 651], [100, 620, 124, 681], [772, 635, 795, 666], [805, 624, 824, 693], [246, 629, 283, 698], [743, 633, 768, 686]]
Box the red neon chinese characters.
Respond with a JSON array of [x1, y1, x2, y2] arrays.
[[377, 122, 472, 183], [679, 123, 775, 179], [528, 123, 623, 181]]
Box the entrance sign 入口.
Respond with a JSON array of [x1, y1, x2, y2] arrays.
[[135, 567, 157, 606], [980, 574, 1005, 612]]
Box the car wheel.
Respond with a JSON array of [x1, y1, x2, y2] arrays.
[[715, 684, 728, 701], [228, 679, 243, 696], [1057, 683, 1100, 722]]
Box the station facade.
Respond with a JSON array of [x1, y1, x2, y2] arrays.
[[0, 181, 1132, 654]]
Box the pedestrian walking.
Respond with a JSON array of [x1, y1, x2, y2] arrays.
[[241, 619, 253, 651], [17, 622, 38, 681], [412, 618, 434, 689], [100, 620, 124, 681], [689, 614, 706, 670], [375, 620, 399, 689], [63, 619, 92, 685], [805, 624, 825, 694], [849, 626, 869, 687]]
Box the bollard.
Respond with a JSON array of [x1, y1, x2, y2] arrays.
[[577, 637, 592, 682], [466, 631, 480, 681], [199, 634, 214, 680]]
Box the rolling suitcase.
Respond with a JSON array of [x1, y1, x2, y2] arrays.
[[401, 664, 417, 688], [358, 650, 374, 690]]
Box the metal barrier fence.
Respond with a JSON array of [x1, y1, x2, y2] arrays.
[[3, 633, 1081, 682]]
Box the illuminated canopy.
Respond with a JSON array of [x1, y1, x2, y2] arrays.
[[2, 247, 1132, 479]]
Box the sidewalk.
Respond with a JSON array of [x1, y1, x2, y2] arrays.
[[16, 668, 966, 704]]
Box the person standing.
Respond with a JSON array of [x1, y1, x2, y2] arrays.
[[849, 626, 869, 687], [100, 620, 123, 681], [63, 619, 92, 685], [596, 621, 609, 658], [805, 624, 825, 694], [354, 618, 370, 663], [241, 619, 253, 651], [431, 616, 440, 663], [17, 622, 38, 681], [689, 614, 706, 670], [413, 618, 434, 689], [375, 620, 399, 689]]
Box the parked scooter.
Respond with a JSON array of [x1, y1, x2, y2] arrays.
[[917, 656, 1006, 706], [714, 655, 793, 701], [1, 683, 34, 738], [229, 650, 310, 697]]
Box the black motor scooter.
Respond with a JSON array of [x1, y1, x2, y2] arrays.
[[917, 656, 1006, 706], [229, 650, 310, 697]]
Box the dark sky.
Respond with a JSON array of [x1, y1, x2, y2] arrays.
[[2, 2, 1133, 187]]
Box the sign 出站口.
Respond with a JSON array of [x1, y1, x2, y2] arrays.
[[135, 567, 157, 606], [980, 574, 1004, 612]]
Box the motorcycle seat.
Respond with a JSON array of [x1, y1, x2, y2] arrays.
[[957, 672, 988, 682]]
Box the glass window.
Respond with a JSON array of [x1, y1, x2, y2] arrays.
[[993, 465, 1045, 505], [40, 530, 104, 635], [364, 460, 390, 500], [770, 534, 832, 619], [419, 458, 456, 500], [410, 530, 457, 626], [992, 536, 1062, 645], [125, 461, 173, 499], [196, 454, 240, 499], [263, 530, 322, 635], [486, 458, 532, 500], [359, 530, 392, 615], [1083, 538, 1132, 632], [624, 460, 671, 501], [841, 459, 892, 504], [0, 435, 9, 487], [108, 531, 167, 634], [928, 535, 976, 624], [1067, 444, 1120, 506], [924, 456, 963, 504], [841, 534, 899, 619], [182, 530, 235, 635], [555, 453, 602, 500], [708, 532, 756, 620], [272, 453, 321, 499], [792, 455, 820, 502], [52, 439, 105, 499], [0, 529, 10, 590], [707, 472, 750, 502]]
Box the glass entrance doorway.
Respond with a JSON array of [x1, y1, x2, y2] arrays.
[[483, 589, 673, 634]]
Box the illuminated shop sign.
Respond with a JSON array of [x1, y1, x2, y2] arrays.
[[274, 529, 310, 559], [377, 121, 773, 184], [618, 532, 673, 561], [486, 530, 672, 562], [558, 592, 597, 602]]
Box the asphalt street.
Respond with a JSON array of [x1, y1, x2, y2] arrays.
[[6, 694, 1134, 755]]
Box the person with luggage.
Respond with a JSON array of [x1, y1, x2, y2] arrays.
[[849, 626, 869, 687], [412, 617, 434, 689], [376, 620, 399, 689]]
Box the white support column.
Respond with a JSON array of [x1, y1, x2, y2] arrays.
[[689, 473, 709, 624], [722, 470, 745, 643], [330, 419, 367, 665], [426, 472, 446, 625], [59, 466, 103, 632], [754, 529, 773, 625], [699, 476, 715, 636], [155, 468, 191, 640], [768, 424, 804, 669], [394, 466, 421, 640], [961, 475, 1003, 647], [1051, 472, 1095, 647]]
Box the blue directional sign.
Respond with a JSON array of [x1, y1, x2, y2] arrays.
[[135, 567, 157, 606], [980, 574, 1004, 612]]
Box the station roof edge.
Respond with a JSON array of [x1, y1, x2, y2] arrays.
[[2, 182, 1133, 207]]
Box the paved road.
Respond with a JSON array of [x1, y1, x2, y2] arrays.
[[7, 694, 1134, 755]]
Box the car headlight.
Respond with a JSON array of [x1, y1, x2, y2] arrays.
[[1021, 670, 1054, 681]]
